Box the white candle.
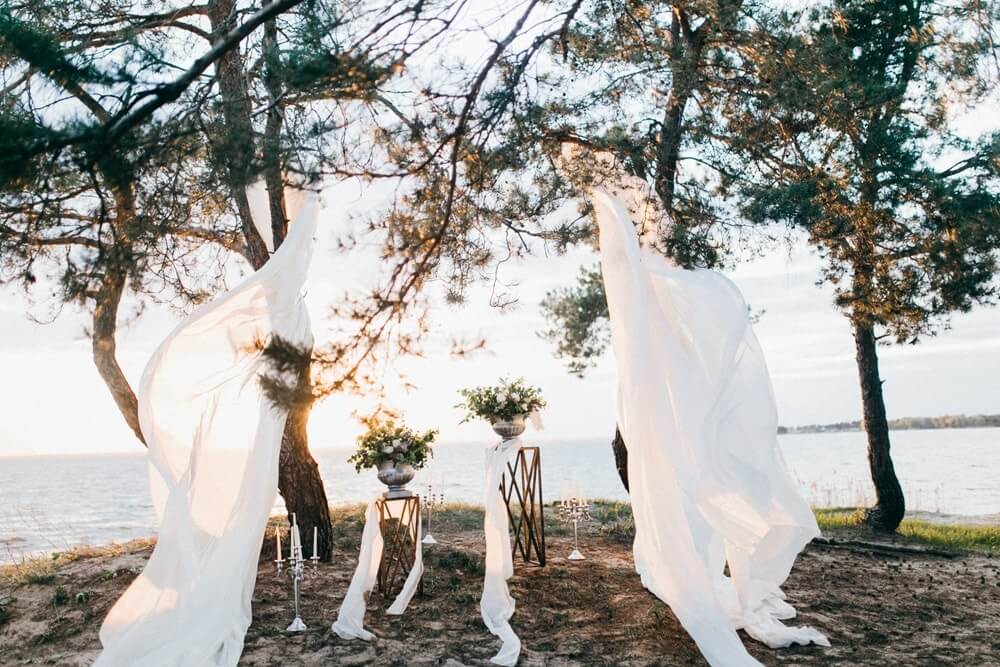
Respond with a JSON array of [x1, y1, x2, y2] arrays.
[[312, 526, 318, 557], [276, 526, 282, 561], [295, 525, 302, 552]]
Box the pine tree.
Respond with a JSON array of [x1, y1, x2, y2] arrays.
[[533, 0, 758, 488], [722, 0, 1000, 530], [0, 0, 450, 557]]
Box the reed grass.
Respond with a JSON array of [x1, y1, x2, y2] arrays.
[[0, 538, 156, 585]]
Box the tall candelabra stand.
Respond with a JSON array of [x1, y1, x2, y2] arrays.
[[557, 485, 591, 561], [274, 513, 319, 633], [421, 478, 444, 546]]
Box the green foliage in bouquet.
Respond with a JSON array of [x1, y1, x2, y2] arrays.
[[457, 377, 546, 424], [348, 421, 437, 473]]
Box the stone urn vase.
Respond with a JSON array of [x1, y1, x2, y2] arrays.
[[377, 461, 415, 498], [491, 414, 527, 441]]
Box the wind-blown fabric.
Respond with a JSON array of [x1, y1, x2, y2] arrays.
[[592, 184, 828, 667], [480, 437, 524, 666], [95, 187, 319, 667], [331, 495, 424, 640]]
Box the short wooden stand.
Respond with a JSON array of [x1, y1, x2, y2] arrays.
[[499, 446, 546, 566], [375, 495, 422, 598]]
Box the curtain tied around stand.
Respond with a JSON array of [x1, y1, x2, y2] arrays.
[[481, 437, 524, 666], [332, 495, 424, 641]]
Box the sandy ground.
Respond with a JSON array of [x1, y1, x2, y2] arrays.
[[1, 505, 999, 666]]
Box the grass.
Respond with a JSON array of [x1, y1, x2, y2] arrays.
[[0, 596, 11, 626], [813, 507, 865, 530], [283, 500, 1000, 558], [815, 507, 1000, 555], [1, 558, 58, 586], [427, 546, 485, 575], [0, 538, 156, 586], [50, 586, 70, 606], [4, 501, 995, 590]]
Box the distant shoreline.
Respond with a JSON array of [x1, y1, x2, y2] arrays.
[[4, 423, 1000, 457], [779, 414, 1000, 435]]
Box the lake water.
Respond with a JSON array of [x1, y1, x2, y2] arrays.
[[1, 428, 998, 564]]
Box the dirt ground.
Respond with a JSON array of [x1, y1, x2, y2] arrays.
[[1, 504, 999, 666]]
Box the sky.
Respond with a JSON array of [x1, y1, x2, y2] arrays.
[[1, 1, 998, 457], [2, 175, 999, 458]]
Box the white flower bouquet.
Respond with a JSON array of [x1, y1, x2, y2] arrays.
[[457, 377, 546, 428], [348, 420, 437, 473]]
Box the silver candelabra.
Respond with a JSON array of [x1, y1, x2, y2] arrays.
[[421, 478, 445, 545], [274, 513, 319, 633], [558, 484, 591, 561]]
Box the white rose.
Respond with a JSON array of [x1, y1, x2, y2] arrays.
[[392, 439, 402, 448], [382, 446, 393, 454]]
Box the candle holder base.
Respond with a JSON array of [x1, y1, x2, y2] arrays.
[[567, 548, 585, 561], [421, 533, 438, 545], [286, 616, 307, 633]]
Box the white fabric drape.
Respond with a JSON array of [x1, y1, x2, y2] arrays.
[[95, 186, 319, 667], [592, 184, 828, 667], [331, 495, 424, 641], [480, 437, 524, 666]]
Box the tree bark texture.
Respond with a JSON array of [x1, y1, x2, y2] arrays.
[[277, 399, 332, 560], [612, 426, 629, 492], [92, 269, 145, 445], [854, 320, 905, 531], [208, 0, 332, 558]]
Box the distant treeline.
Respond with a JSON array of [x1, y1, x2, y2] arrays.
[[779, 414, 1000, 434]]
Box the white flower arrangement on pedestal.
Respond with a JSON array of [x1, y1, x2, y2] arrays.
[[457, 377, 546, 430], [348, 420, 437, 472]]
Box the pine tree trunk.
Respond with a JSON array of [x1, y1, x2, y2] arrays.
[[206, 0, 332, 559], [853, 320, 905, 531], [612, 426, 629, 492], [277, 398, 332, 560], [92, 270, 145, 445]]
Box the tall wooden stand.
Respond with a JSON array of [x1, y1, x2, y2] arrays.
[[375, 495, 422, 598], [499, 446, 546, 566]]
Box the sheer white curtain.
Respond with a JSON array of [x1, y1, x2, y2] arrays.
[[591, 183, 828, 667], [95, 186, 319, 667], [480, 437, 524, 666]]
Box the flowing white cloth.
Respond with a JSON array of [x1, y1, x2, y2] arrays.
[[592, 184, 829, 667], [331, 496, 424, 640], [480, 437, 524, 666], [95, 187, 319, 667]]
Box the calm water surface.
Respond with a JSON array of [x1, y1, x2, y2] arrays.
[[1, 428, 997, 563]]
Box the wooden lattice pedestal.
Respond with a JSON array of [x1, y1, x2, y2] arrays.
[[376, 495, 422, 598], [499, 446, 546, 566]]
